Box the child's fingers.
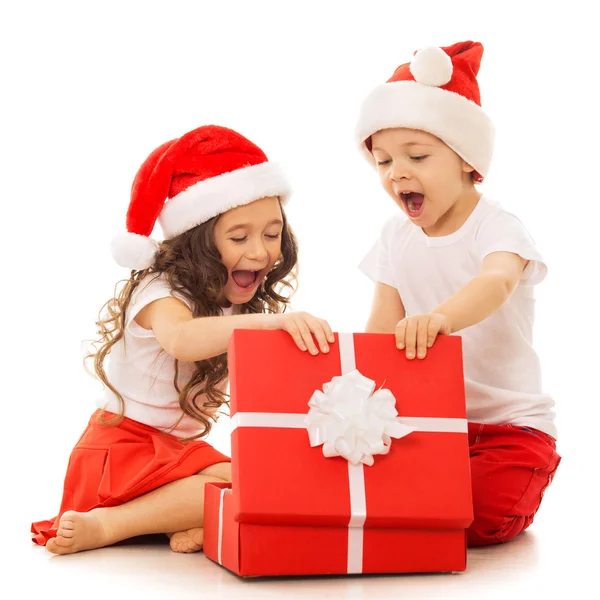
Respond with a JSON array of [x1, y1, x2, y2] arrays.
[[427, 319, 441, 348], [416, 318, 430, 359], [395, 319, 407, 349], [404, 318, 418, 359], [321, 319, 336, 344], [296, 319, 320, 355], [284, 322, 308, 352], [308, 320, 330, 353]]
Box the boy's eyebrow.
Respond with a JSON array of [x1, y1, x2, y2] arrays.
[[371, 142, 434, 152], [225, 219, 283, 233]]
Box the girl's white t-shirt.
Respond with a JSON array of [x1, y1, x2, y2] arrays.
[[359, 195, 557, 438], [96, 274, 232, 438]]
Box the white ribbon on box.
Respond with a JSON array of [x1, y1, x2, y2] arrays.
[[217, 487, 231, 566], [226, 333, 468, 574]]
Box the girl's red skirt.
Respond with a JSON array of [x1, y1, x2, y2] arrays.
[[31, 409, 230, 545]]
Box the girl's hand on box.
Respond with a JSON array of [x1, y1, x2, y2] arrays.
[[277, 312, 335, 355]]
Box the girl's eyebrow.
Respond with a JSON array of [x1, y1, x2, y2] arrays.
[[225, 219, 283, 234]]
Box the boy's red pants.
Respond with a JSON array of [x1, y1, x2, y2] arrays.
[[467, 422, 560, 547]]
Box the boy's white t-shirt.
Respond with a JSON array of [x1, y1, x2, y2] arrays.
[[96, 274, 232, 438], [359, 195, 557, 439]]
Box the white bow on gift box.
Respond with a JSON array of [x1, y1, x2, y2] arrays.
[[305, 370, 415, 466]]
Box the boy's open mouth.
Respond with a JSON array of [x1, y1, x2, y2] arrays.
[[231, 269, 261, 289], [399, 192, 425, 217]]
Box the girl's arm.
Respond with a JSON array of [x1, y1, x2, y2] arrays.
[[137, 298, 334, 362], [365, 282, 406, 333]]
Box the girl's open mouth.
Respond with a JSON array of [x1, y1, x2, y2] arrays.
[[231, 269, 261, 291]]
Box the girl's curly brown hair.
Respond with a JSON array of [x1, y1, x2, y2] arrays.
[[85, 202, 298, 441]]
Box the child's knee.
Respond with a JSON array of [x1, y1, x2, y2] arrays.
[[467, 512, 532, 547], [198, 461, 231, 482]]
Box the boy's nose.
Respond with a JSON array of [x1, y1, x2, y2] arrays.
[[390, 167, 411, 181]]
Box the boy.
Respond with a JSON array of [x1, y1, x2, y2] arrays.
[[356, 41, 560, 546]]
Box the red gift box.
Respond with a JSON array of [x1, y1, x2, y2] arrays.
[[204, 330, 473, 577]]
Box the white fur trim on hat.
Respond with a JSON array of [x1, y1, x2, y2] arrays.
[[111, 231, 160, 270], [356, 81, 495, 179], [410, 46, 453, 87], [159, 161, 292, 239]]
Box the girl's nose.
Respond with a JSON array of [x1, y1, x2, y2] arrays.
[[246, 240, 268, 262]]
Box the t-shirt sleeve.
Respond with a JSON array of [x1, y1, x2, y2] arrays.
[[358, 216, 398, 288], [125, 275, 192, 339], [474, 210, 547, 285]]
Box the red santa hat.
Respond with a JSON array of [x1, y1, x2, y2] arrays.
[[110, 125, 292, 270], [356, 41, 495, 182]]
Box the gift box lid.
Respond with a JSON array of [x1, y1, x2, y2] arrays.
[[228, 330, 473, 531]]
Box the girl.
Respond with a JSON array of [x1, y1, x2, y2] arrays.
[[355, 41, 560, 546], [32, 125, 334, 555]]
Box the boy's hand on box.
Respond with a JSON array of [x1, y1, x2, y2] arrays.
[[278, 312, 335, 355], [395, 313, 452, 360]]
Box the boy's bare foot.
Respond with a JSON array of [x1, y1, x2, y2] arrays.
[[46, 509, 112, 555], [168, 528, 204, 553]]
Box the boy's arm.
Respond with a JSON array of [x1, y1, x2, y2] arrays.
[[365, 282, 406, 333], [395, 251, 529, 360], [434, 251, 528, 333]]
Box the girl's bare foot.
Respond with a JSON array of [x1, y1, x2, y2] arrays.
[[46, 509, 112, 555], [168, 528, 204, 553]]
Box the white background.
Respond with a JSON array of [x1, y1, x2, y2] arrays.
[[2, 1, 598, 598]]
